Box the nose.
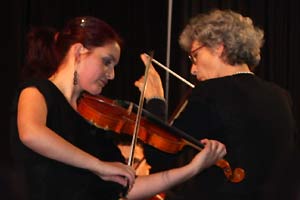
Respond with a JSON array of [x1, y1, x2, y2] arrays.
[[190, 64, 197, 75], [106, 68, 115, 80]]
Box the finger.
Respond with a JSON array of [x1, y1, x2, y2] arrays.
[[134, 80, 141, 88], [115, 176, 129, 187], [200, 139, 212, 151], [206, 140, 227, 160], [218, 143, 227, 158], [134, 77, 144, 86], [200, 138, 209, 146], [124, 166, 136, 186], [210, 140, 218, 151], [209, 140, 226, 157], [112, 172, 135, 188], [140, 53, 151, 66], [140, 54, 156, 71]]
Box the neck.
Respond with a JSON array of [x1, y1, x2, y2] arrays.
[[220, 63, 252, 76], [49, 64, 81, 109]]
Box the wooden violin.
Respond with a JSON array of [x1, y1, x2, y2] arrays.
[[77, 93, 245, 183]]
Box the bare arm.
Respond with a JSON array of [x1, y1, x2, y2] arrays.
[[17, 87, 135, 187], [126, 139, 226, 199]]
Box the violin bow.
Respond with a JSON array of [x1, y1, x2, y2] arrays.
[[128, 51, 154, 167], [144, 53, 195, 88], [119, 51, 154, 199]]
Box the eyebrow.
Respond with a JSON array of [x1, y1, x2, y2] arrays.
[[105, 54, 116, 63]]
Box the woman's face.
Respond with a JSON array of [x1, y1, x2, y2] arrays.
[[189, 41, 223, 81], [77, 41, 121, 95]]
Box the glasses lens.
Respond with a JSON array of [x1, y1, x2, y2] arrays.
[[188, 45, 205, 64], [188, 55, 195, 64]]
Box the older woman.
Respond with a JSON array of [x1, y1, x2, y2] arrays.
[[136, 9, 297, 200]]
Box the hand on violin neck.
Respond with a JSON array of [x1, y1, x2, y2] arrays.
[[134, 54, 165, 101], [189, 139, 227, 174]]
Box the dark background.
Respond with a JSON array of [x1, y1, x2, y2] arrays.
[[1, 0, 300, 196]]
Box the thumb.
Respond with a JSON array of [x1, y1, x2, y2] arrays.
[[140, 53, 152, 66]]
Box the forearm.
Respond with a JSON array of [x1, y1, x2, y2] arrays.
[[127, 164, 196, 200], [127, 139, 226, 199]]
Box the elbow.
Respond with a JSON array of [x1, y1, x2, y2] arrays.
[[19, 132, 31, 145], [18, 128, 36, 147]]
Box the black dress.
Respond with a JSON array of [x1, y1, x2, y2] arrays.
[[145, 74, 298, 200], [10, 79, 125, 200]]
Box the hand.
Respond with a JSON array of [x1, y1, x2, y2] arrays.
[[92, 160, 136, 191], [134, 53, 165, 100], [189, 139, 227, 174]]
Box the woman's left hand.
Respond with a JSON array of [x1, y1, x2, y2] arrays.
[[189, 139, 227, 174], [134, 53, 165, 101]]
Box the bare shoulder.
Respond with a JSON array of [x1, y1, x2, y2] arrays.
[[19, 87, 46, 104], [18, 86, 47, 123]]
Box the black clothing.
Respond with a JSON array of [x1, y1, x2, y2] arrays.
[[146, 74, 297, 200], [10, 79, 124, 200], [262, 145, 300, 200]]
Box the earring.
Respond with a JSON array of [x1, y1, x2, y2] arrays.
[[73, 70, 78, 85]]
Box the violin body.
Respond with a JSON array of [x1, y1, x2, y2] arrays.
[[78, 93, 185, 154], [149, 192, 166, 200]]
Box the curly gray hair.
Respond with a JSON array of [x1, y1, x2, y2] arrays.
[[179, 9, 264, 69]]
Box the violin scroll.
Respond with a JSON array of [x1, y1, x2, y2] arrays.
[[216, 159, 245, 183]]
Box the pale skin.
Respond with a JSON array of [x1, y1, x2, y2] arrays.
[[17, 41, 226, 199]]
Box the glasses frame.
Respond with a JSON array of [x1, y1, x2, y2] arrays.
[[188, 44, 205, 64], [125, 157, 145, 170]]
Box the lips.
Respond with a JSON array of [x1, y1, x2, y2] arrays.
[[98, 79, 107, 87]]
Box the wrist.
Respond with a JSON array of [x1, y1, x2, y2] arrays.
[[88, 157, 103, 172]]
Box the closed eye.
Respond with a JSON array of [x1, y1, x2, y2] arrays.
[[102, 56, 114, 66]]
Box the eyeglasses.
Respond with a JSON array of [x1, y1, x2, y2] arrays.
[[125, 157, 145, 170], [188, 44, 205, 64]]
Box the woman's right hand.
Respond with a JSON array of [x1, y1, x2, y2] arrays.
[[91, 160, 136, 190]]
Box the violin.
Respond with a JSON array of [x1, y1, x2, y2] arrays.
[[77, 93, 245, 183], [149, 192, 166, 200]]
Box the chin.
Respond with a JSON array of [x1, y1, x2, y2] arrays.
[[88, 88, 103, 95], [197, 77, 204, 81]]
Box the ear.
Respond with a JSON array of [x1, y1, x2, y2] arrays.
[[72, 43, 89, 60], [214, 43, 224, 57]]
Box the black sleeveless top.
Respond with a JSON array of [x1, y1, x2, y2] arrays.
[[10, 79, 125, 200]]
